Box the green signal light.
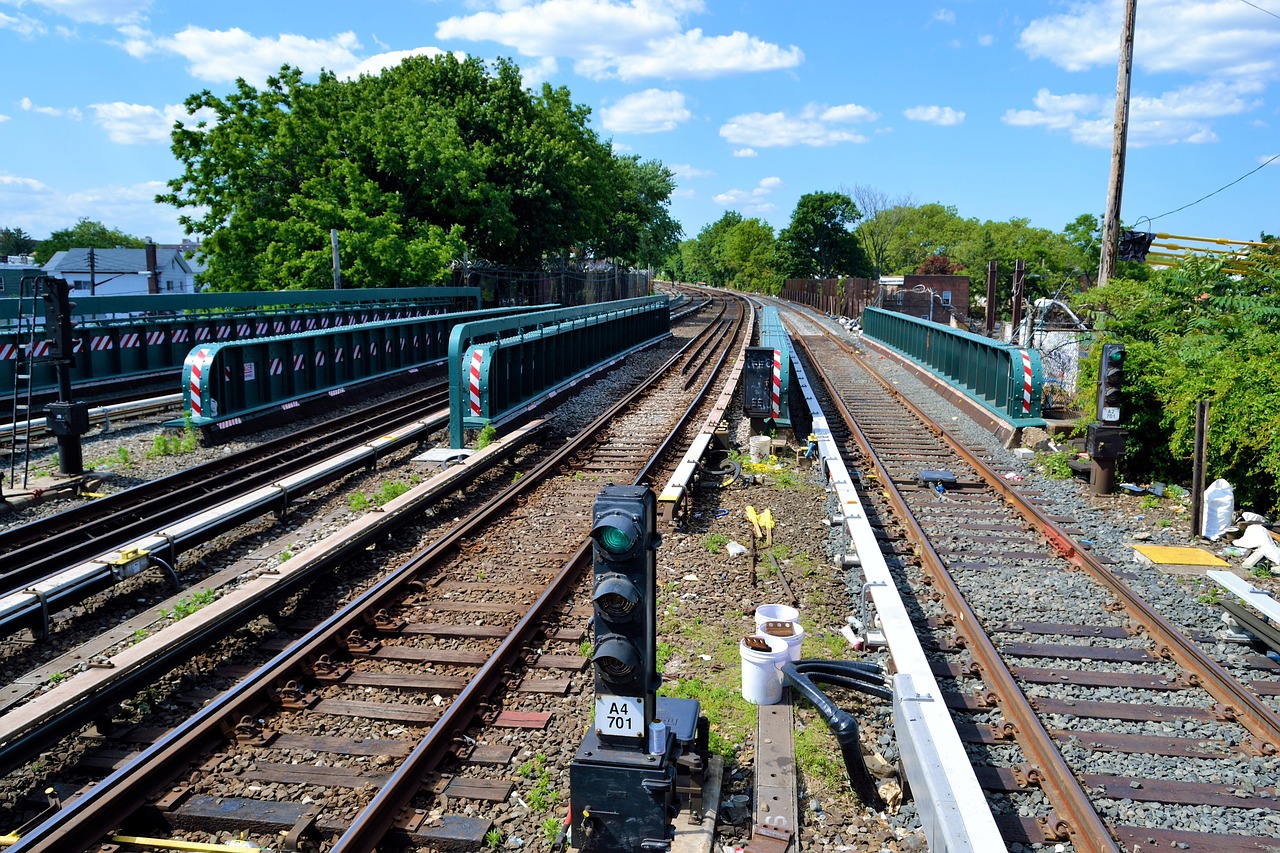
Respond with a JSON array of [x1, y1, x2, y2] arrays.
[[597, 523, 638, 555]]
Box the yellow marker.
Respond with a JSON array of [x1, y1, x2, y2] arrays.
[[744, 506, 762, 540]]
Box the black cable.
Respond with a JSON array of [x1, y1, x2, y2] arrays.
[[1146, 152, 1280, 224], [1239, 0, 1280, 21]]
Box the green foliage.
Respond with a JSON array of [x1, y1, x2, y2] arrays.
[[475, 421, 497, 450], [147, 419, 200, 459], [160, 55, 675, 288], [1072, 254, 1280, 512], [1251, 563, 1274, 579], [484, 828, 502, 849], [1140, 495, 1162, 510], [516, 754, 559, 813], [159, 588, 216, 621], [33, 218, 146, 265], [348, 492, 371, 512], [1039, 450, 1075, 480], [777, 191, 872, 280], [373, 481, 410, 506], [0, 226, 38, 258], [542, 816, 564, 845], [48, 672, 66, 685], [702, 533, 729, 553]]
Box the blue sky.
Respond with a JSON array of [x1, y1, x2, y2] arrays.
[[2, 0, 1277, 250]]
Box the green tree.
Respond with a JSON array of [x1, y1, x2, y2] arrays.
[[161, 54, 666, 290], [849, 185, 915, 278], [724, 218, 779, 293], [0, 227, 38, 258], [882, 203, 974, 275], [681, 212, 744, 287], [777, 191, 870, 279], [34, 218, 145, 265]]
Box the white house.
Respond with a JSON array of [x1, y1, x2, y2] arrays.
[[42, 246, 199, 296]]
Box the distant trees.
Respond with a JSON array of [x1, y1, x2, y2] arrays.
[[776, 191, 872, 280], [34, 218, 146, 265], [0, 227, 38, 259], [161, 54, 679, 291]]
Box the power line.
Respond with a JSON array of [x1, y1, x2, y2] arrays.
[[1145, 152, 1280, 224], [1238, 0, 1280, 21]]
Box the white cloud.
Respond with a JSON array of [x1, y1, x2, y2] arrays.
[[0, 171, 184, 241], [1020, 0, 1280, 80], [160, 26, 364, 85], [600, 88, 692, 133], [904, 105, 965, 126], [1002, 80, 1259, 146], [1261, 153, 1280, 164], [519, 55, 560, 89], [346, 47, 458, 79], [14, 0, 149, 25], [670, 162, 713, 179], [0, 10, 46, 37], [712, 175, 781, 212], [19, 97, 82, 119], [978, 34, 994, 47], [0, 113, 9, 123], [720, 101, 877, 148], [436, 0, 802, 81], [0, 173, 50, 192], [932, 8, 955, 25], [89, 101, 216, 144], [733, 148, 757, 157]]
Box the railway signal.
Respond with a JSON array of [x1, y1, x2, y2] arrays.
[[1097, 343, 1125, 424], [571, 485, 705, 852], [41, 277, 77, 362], [588, 484, 661, 747]]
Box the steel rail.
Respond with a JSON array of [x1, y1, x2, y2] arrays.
[[819, 326, 1280, 753], [792, 330, 1120, 853], [332, 292, 747, 852], [9, 292, 747, 853]]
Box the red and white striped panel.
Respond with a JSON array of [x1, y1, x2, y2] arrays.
[[293, 354, 305, 372], [273, 321, 285, 334], [173, 329, 190, 343], [290, 320, 302, 332], [91, 336, 114, 351], [270, 358, 283, 376], [314, 351, 325, 367], [216, 325, 231, 340], [146, 331, 166, 346], [335, 347, 344, 363], [413, 335, 420, 348], [1019, 349, 1034, 414], [385, 340, 392, 353], [31, 341, 50, 357], [354, 344, 363, 360], [194, 328, 210, 341], [0, 344, 18, 360], [120, 333, 140, 349], [306, 318, 317, 330], [224, 366, 232, 382], [468, 348, 484, 417], [236, 323, 250, 337], [187, 348, 211, 417], [400, 337, 406, 351], [255, 322, 268, 335], [771, 349, 782, 419], [72, 339, 83, 354]]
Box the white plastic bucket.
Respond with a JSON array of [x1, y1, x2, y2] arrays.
[[740, 634, 790, 704], [760, 620, 804, 662], [748, 435, 772, 462], [755, 603, 800, 629]]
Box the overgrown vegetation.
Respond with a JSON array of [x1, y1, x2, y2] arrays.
[[147, 418, 200, 459], [1073, 252, 1280, 513], [475, 422, 497, 450], [159, 588, 216, 621], [1039, 450, 1075, 480]]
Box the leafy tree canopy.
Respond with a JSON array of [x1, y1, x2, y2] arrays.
[[777, 191, 871, 279], [33, 218, 145, 265], [1, 227, 39, 259], [161, 54, 677, 291]]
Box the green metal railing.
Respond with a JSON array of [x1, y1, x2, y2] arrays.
[[862, 307, 1045, 426], [448, 297, 671, 447]]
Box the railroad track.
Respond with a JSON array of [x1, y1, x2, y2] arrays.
[[781, 303, 1280, 853], [4, 292, 744, 852]]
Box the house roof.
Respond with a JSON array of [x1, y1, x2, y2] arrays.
[[43, 247, 192, 275]]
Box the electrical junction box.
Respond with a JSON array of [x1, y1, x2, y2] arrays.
[[1087, 423, 1128, 461], [743, 346, 775, 419], [46, 401, 91, 437]]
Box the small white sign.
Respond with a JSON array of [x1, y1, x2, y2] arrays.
[[1102, 406, 1120, 422], [244, 363, 256, 381], [594, 695, 644, 738]]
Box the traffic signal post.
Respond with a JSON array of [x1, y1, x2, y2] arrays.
[[570, 485, 705, 852], [1090, 343, 1128, 495], [39, 277, 91, 476]]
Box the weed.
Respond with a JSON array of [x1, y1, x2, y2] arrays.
[[476, 421, 497, 450], [1039, 450, 1074, 480], [160, 588, 216, 621], [703, 533, 729, 553], [373, 481, 410, 506], [579, 639, 593, 658], [1165, 484, 1187, 500], [512, 471, 523, 483], [656, 640, 675, 669], [476, 570, 486, 582], [147, 417, 201, 459], [48, 672, 66, 685], [1158, 519, 1172, 528], [132, 628, 148, 645], [1140, 495, 1161, 510], [348, 493, 370, 512], [1197, 587, 1222, 605], [770, 467, 804, 489], [1251, 564, 1274, 580], [280, 549, 294, 563], [542, 816, 563, 845], [484, 827, 502, 849]]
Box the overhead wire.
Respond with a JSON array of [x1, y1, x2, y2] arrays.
[[1237, 0, 1280, 21], [1144, 152, 1280, 224]]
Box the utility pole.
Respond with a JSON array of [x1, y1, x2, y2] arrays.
[[1098, 0, 1138, 286], [331, 229, 342, 289]]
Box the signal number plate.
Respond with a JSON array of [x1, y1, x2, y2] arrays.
[[595, 695, 644, 738]]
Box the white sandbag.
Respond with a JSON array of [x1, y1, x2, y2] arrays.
[[1201, 478, 1234, 540]]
